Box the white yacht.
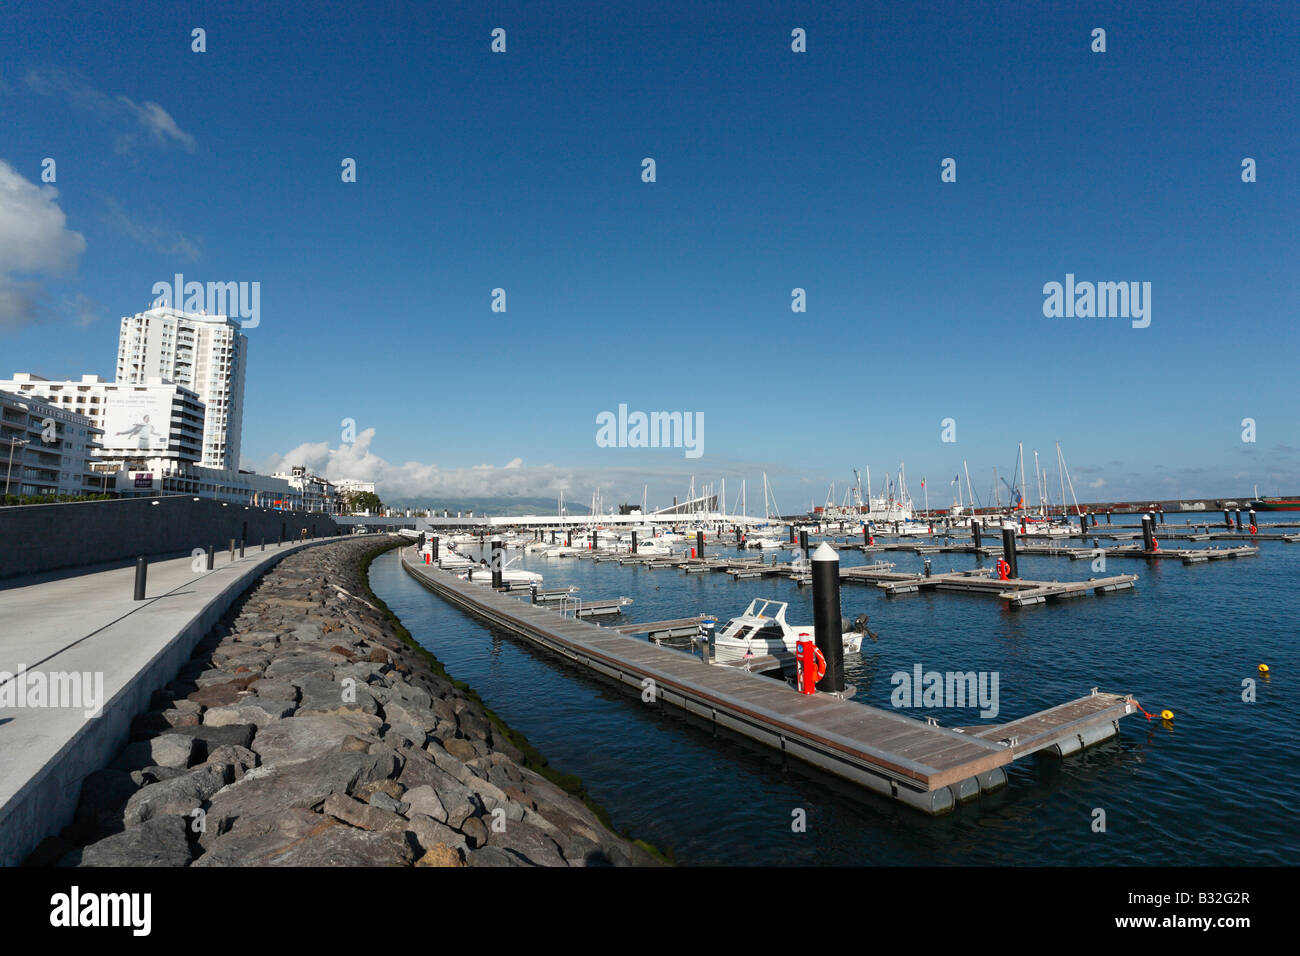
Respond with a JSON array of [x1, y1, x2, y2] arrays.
[[456, 557, 543, 586], [707, 599, 865, 664]]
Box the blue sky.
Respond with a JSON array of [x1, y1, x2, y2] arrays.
[[1, 0, 1296, 508]]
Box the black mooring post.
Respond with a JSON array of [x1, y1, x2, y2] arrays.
[[133, 556, 147, 600], [531, 583, 538, 604], [1141, 514, 1155, 552], [735, 526, 741, 545], [261, 537, 265, 551], [1158, 510, 1164, 526], [206, 545, 214, 570], [1249, 509, 1257, 530], [491, 537, 503, 588], [1079, 513, 1087, 535], [1000, 526, 1018, 579], [631, 530, 638, 554], [972, 519, 982, 550], [1106, 511, 1112, 525], [229, 538, 236, 560], [811, 543, 845, 693], [863, 525, 869, 546], [432, 535, 440, 560], [239, 539, 245, 558], [1223, 508, 1232, 528], [1235, 509, 1243, 530], [566, 529, 572, 546], [696, 531, 705, 559], [788, 524, 795, 544], [799, 529, 809, 558]]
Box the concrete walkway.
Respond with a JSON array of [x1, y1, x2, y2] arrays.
[[0, 535, 355, 865]]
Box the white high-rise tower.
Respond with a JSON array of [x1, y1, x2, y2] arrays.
[[116, 307, 247, 470]]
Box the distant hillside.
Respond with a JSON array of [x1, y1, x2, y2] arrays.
[[383, 496, 593, 517]]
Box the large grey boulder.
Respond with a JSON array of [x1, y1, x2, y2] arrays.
[[63, 816, 193, 867]]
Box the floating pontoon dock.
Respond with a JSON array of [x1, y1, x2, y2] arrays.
[[402, 547, 1139, 814]]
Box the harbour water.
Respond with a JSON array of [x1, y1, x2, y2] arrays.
[[368, 518, 1296, 865]]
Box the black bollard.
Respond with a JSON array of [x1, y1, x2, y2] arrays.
[[206, 545, 214, 570], [1224, 508, 1232, 528], [863, 525, 870, 546], [491, 537, 503, 588], [1000, 526, 1019, 579], [239, 539, 245, 558], [432, 535, 440, 560], [811, 544, 845, 693], [1249, 509, 1257, 530], [923, 558, 932, 578], [1141, 514, 1155, 552], [133, 556, 147, 600], [242, 521, 248, 544], [799, 529, 809, 559], [1106, 511, 1112, 525], [631, 530, 638, 554], [261, 537, 265, 551], [696, 530, 705, 559], [418, 532, 426, 552], [229, 538, 236, 560], [972, 519, 982, 550], [531, 583, 538, 604], [788, 524, 795, 544], [1079, 513, 1087, 536], [1158, 510, 1165, 526], [1235, 509, 1243, 530]]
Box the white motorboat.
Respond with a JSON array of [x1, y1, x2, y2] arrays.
[[631, 538, 676, 556], [707, 599, 865, 664], [457, 557, 543, 586]]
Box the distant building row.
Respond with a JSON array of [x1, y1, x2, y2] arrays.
[[1, 306, 376, 511]]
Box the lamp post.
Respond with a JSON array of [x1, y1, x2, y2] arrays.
[[4, 437, 31, 500]]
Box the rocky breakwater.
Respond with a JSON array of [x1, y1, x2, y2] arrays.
[[33, 537, 661, 867]]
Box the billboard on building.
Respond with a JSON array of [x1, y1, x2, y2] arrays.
[[102, 391, 172, 453]]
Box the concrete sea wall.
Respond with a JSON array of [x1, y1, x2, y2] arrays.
[[0, 496, 341, 579]]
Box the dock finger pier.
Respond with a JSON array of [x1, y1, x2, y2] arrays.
[[401, 541, 1140, 815]]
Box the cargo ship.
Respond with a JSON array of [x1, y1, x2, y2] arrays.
[[1249, 496, 1300, 511]]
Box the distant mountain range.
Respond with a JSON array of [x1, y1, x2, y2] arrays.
[[383, 496, 595, 517]]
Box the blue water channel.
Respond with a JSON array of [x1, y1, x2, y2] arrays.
[[368, 518, 1296, 865]]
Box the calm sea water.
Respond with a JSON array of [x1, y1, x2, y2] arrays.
[[369, 518, 1297, 866]]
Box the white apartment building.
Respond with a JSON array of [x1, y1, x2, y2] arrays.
[[271, 465, 337, 513], [116, 307, 247, 470], [0, 373, 206, 468], [0, 390, 104, 497]]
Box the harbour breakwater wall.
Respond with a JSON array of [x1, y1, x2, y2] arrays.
[[32, 537, 660, 867], [0, 496, 341, 580]]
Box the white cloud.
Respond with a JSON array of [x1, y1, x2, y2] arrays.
[[101, 196, 201, 259], [1088, 478, 1106, 489], [252, 428, 739, 504], [0, 160, 87, 329], [24, 70, 196, 153]]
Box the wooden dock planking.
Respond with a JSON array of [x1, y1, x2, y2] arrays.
[[958, 691, 1136, 757], [401, 548, 1138, 809]]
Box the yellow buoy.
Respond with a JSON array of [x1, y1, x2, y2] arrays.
[[1160, 709, 1174, 721], [1259, 664, 1270, 674]]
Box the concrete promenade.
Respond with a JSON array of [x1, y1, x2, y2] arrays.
[[0, 535, 350, 865]]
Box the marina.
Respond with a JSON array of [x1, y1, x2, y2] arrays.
[[399, 543, 1141, 814]]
